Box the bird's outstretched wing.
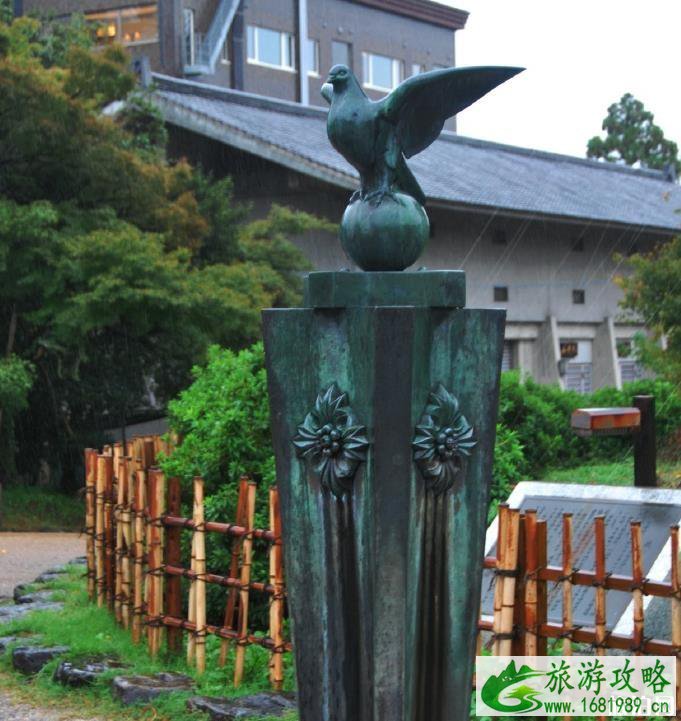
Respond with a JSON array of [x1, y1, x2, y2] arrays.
[[380, 66, 524, 158]]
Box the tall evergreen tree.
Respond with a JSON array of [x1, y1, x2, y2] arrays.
[[587, 93, 680, 176]]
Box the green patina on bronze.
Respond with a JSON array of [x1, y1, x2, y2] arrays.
[[263, 284, 505, 721], [304, 270, 466, 308], [321, 64, 523, 270]]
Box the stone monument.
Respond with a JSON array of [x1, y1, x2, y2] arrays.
[[263, 63, 523, 721]]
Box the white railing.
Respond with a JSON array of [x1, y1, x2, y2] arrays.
[[184, 0, 240, 74]]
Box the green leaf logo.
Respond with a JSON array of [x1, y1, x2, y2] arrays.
[[480, 660, 544, 714]]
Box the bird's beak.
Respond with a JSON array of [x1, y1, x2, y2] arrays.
[[321, 82, 333, 104]]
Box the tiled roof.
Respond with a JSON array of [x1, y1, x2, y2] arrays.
[[152, 74, 681, 233]]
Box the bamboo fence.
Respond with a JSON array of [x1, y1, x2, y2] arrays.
[[85, 437, 681, 699], [84, 437, 289, 690]]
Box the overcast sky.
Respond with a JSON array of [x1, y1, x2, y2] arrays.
[[436, 0, 681, 159]]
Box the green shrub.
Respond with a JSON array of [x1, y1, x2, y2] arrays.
[[489, 423, 525, 519], [497, 371, 583, 474], [160, 343, 274, 626]]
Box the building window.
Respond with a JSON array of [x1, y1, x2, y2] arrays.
[[306, 38, 319, 76], [247, 25, 295, 71], [362, 52, 403, 91], [411, 63, 425, 76], [572, 237, 585, 252], [88, 4, 158, 46], [562, 340, 592, 394], [332, 40, 352, 68], [572, 289, 585, 304], [183, 8, 195, 65], [494, 286, 509, 302], [617, 339, 644, 383]]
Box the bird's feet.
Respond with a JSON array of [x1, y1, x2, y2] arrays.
[[364, 189, 398, 207]]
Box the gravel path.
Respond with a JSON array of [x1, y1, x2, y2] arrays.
[[0, 533, 100, 720], [0, 690, 101, 721], [0, 533, 85, 597]]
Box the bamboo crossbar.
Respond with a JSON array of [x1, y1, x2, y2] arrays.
[[162, 515, 276, 542], [160, 615, 293, 652], [164, 565, 278, 595], [483, 558, 677, 598]]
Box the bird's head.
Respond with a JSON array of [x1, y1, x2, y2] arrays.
[[321, 64, 354, 103]]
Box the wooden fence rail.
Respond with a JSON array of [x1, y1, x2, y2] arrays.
[[85, 438, 681, 702]]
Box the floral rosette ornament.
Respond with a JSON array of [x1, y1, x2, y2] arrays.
[[292, 383, 370, 498], [412, 383, 476, 495]]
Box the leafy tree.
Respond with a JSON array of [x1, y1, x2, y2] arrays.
[[587, 93, 680, 175], [0, 13, 329, 487], [616, 236, 681, 385], [0, 0, 10, 25]]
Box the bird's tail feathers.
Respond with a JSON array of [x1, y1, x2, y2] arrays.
[[395, 156, 427, 206]]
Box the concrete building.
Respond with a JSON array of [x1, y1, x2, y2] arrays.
[[16, 0, 466, 121], [152, 74, 681, 392]]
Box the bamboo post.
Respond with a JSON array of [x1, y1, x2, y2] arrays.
[[142, 448, 155, 643], [143, 438, 156, 469], [269, 486, 285, 690], [165, 476, 183, 654], [630, 521, 644, 654], [670, 526, 681, 712], [523, 509, 538, 656], [84, 449, 97, 601], [219, 476, 249, 667], [535, 519, 548, 656], [491, 504, 509, 656], [511, 514, 526, 656], [498, 508, 520, 656], [132, 469, 146, 644], [562, 513, 573, 657], [114, 457, 126, 625], [234, 480, 257, 687], [147, 469, 166, 657], [124, 457, 135, 631], [95, 455, 107, 607], [187, 531, 197, 665], [119, 458, 132, 629], [594, 515, 606, 657], [103, 454, 115, 610], [194, 477, 207, 675]]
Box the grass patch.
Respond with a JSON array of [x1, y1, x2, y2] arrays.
[[0, 567, 297, 721], [543, 458, 681, 488], [1, 486, 83, 531]]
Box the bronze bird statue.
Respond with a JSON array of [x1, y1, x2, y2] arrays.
[[320, 64, 523, 271]]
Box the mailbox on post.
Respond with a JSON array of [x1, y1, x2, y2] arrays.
[[570, 395, 657, 488]]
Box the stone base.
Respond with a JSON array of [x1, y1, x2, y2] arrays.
[[187, 693, 297, 720], [12, 645, 69, 674], [54, 657, 127, 687], [112, 673, 194, 705]]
